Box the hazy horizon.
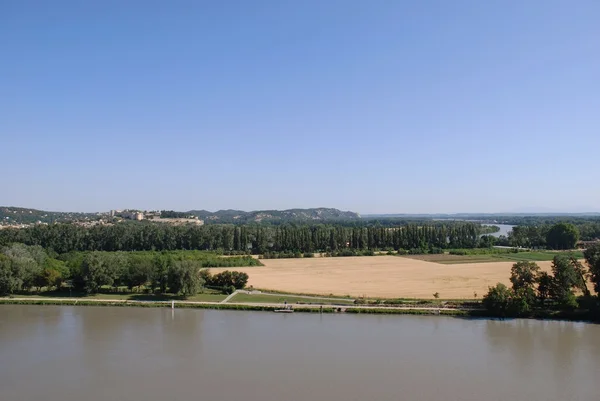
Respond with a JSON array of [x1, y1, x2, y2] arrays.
[[2, 203, 600, 216], [2, 1, 599, 214]]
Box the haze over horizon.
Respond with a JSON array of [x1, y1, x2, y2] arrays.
[[2, 1, 599, 214]]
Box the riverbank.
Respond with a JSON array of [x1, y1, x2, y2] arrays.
[[2, 297, 598, 322], [0, 297, 470, 316]]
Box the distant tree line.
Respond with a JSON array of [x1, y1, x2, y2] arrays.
[[483, 243, 600, 317], [506, 222, 591, 249], [0, 245, 250, 297], [160, 210, 191, 219], [0, 222, 486, 254]]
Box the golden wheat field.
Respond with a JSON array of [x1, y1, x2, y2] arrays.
[[213, 256, 561, 299]]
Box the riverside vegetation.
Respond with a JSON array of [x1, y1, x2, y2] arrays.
[[482, 243, 600, 319], [1, 219, 599, 320], [0, 246, 252, 297]]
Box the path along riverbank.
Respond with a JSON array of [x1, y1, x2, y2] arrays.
[[0, 297, 475, 316], [3, 297, 596, 321]]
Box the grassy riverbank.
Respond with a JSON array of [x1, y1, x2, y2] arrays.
[[2, 297, 597, 322]]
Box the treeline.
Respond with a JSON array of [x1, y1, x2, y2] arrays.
[[483, 244, 600, 317], [504, 221, 599, 245], [159, 210, 191, 219], [0, 222, 484, 254], [0, 245, 252, 297], [507, 222, 591, 249]]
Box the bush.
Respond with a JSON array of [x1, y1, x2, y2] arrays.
[[482, 283, 512, 317], [449, 250, 467, 256], [408, 248, 426, 255], [222, 285, 236, 295], [303, 252, 315, 258], [207, 270, 249, 290], [260, 252, 302, 259]]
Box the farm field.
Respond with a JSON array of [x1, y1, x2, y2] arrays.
[[210, 256, 561, 299]]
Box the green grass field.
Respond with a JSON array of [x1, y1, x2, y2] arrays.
[[229, 292, 355, 305], [402, 250, 585, 264], [496, 251, 584, 262]]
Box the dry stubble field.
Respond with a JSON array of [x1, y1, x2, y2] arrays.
[[214, 256, 557, 299]]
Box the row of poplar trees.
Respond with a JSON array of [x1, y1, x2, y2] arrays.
[[0, 222, 481, 254]]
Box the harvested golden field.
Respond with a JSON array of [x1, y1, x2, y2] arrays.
[[212, 256, 558, 299]]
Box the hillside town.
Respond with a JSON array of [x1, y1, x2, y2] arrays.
[[0, 208, 204, 229]]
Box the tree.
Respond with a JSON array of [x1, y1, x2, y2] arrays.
[[482, 283, 512, 317], [81, 252, 113, 294], [152, 254, 171, 293], [483, 282, 533, 317], [510, 261, 540, 292], [583, 243, 600, 295], [1, 243, 44, 291], [231, 271, 249, 289], [104, 252, 129, 292], [510, 261, 540, 306], [550, 255, 580, 309], [167, 260, 203, 297], [33, 268, 62, 291], [536, 271, 553, 302], [479, 235, 496, 248], [126, 258, 153, 291], [0, 254, 19, 295], [546, 223, 579, 250], [207, 270, 249, 290], [568, 256, 590, 297]]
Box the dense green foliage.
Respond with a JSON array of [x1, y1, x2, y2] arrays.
[[483, 254, 598, 317], [0, 245, 252, 298], [206, 271, 249, 293], [0, 222, 487, 254], [160, 210, 191, 218], [507, 222, 598, 248], [584, 244, 600, 294], [0, 244, 67, 295], [545, 223, 579, 250]]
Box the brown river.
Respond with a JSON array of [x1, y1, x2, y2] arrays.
[[1, 305, 599, 401]]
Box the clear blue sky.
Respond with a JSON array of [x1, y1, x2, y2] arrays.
[[1, 1, 599, 214]]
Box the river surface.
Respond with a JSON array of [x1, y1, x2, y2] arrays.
[[483, 223, 515, 237], [1, 306, 599, 401]]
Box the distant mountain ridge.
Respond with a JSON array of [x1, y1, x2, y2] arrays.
[[0, 206, 360, 225], [187, 208, 360, 223], [0, 207, 98, 225], [364, 212, 600, 218]]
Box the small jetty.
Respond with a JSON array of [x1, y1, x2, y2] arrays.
[[274, 305, 294, 313]]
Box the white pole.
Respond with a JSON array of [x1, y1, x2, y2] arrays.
[[171, 300, 175, 309]]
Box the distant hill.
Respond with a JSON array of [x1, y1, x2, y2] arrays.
[[363, 212, 600, 218], [0, 206, 360, 225], [187, 208, 360, 224], [0, 207, 99, 225]]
